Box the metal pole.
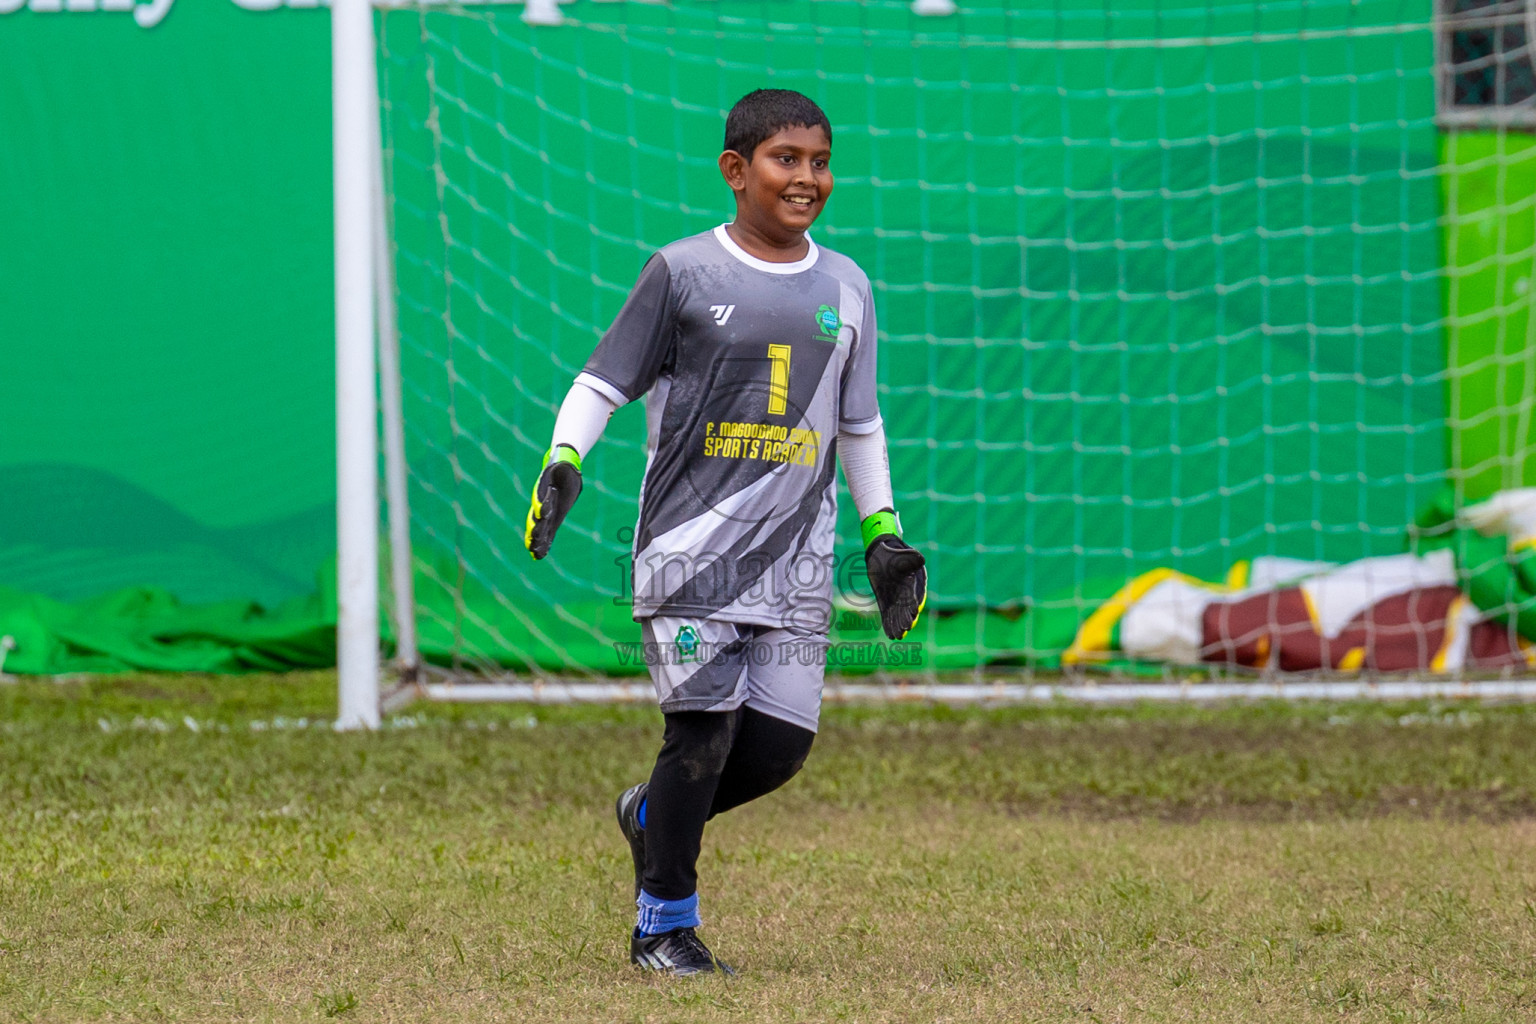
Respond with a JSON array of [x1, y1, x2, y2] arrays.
[[371, 41, 419, 685], [334, 0, 381, 730]]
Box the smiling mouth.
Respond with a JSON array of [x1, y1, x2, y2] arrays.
[[782, 195, 817, 208]]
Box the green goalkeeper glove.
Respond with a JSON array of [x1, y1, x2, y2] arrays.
[[524, 445, 583, 560], [861, 509, 927, 640]]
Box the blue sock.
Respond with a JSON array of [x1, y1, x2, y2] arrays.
[[636, 890, 700, 936], [637, 796, 647, 830]]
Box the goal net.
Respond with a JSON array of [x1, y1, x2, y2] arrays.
[[371, 0, 1535, 681]]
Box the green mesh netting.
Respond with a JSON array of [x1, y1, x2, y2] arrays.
[[378, 0, 1448, 676]]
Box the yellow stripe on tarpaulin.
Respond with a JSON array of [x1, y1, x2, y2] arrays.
[[1253, 634, 1272, 670], [1431, 596, 1469, 673], [1064, 568, 1221, 665], [1299, 587, 1321, 631], [1225, 560, 1250, 590], [1338, 647, 1365, 672]]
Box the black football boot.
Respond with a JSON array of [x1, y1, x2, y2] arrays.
[[614, 782, 647, 900], [630, 926, 734, 976]]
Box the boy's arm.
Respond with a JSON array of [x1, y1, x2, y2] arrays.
[[839, 421, 927, 641], [838, 421, 893, 515], [524, 382, 619, 559], [836, 279, 926, 640], [551, 381, 620, 459]]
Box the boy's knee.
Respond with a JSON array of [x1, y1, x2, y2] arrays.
[[680, 729, 735, 783], [758, 719, 815, 788], [661, 710, 739, 783], [765, 746, 810, 788]]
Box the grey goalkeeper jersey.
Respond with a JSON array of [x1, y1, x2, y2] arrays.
[[576, 225, 883, 632]]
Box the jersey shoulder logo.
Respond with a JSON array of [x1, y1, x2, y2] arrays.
[[709, 304, 736, 326], [815, 305, 841, 338]]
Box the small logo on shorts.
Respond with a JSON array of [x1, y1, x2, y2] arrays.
[[815, 305, 841, 338], [674, 624, 701, 662]]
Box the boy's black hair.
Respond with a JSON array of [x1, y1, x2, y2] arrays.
[[723, 89, 832, 160]]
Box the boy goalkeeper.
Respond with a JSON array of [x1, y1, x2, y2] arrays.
[[524, 89, 926, 976]]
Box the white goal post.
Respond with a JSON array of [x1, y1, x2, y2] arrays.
[[333, 0, 381, 730]]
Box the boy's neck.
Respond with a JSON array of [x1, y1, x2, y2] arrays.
[[723, 220, 810, 263]]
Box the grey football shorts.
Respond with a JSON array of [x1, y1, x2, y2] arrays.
[[638, 616, 830, 733]]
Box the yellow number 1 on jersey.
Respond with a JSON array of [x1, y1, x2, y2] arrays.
[[767, 344, 791, 416]]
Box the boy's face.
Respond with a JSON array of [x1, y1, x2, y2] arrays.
[[719, 124, 834, 245]]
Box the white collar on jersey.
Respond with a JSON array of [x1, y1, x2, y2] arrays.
[[712, 224, 820, 275]]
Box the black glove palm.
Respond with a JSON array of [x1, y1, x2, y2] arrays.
[[865, 534, 927, 640], [524, 447, 583, 560]]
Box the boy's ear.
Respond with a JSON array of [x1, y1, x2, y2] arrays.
[[718, 149, 749, 191]]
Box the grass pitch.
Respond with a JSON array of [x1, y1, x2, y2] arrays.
[[3, 675, 1536, 1022]]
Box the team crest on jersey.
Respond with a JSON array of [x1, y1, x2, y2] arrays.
[[815, 305, 841, 338], [674, 624, 701, 662]]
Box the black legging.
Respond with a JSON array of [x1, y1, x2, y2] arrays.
[[641, 707, 815, 901]]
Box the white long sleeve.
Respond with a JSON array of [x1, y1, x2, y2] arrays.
[[548, 380, 621, 460], [838, 421, 894, 519]]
